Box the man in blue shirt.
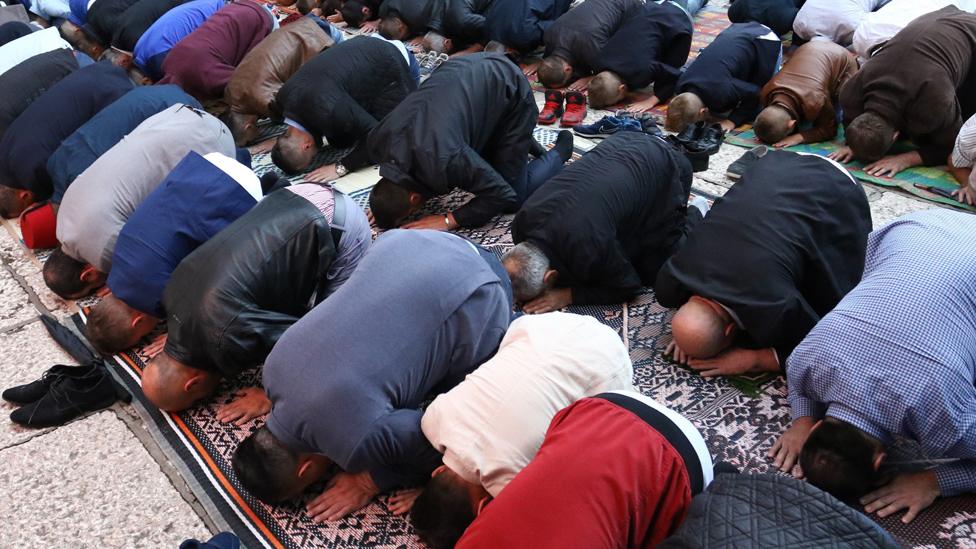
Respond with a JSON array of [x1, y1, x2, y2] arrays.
[[84, 151, 260, 354], [130, 0, 224, 81], [46, 84, 199, 204], [231, 230, 512, 522], [771, 209, 976, 524]]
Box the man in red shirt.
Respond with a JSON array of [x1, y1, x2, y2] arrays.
[[456, 391, 714, 548]]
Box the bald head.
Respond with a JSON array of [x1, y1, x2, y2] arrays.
[[142, 351, 220, 411], [271, 127, 316, 174], [670, 296, 736, 359]]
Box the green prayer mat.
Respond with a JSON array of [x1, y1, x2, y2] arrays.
[[725, 127, 976, 212]]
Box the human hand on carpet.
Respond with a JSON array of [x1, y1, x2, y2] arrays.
[[216, 387, 270, 425], [768, 416, 815, 477], [522, 287, 572, 314], [952, 185, 976, 205], [863, 151, 921, 178], [387, 488, 422, 515], [688, 347, 775, 378], [828, 146, 854, 163], [326, 12, 342, 22], [307, 471, 380, 522], [773, 133, 804, 149], [402, 214, 457, 231], [566, 76, 593, 92], [304, 163, 340, 183], [718, 119, 736, 132], [623, 96, 660, 114], [142, 334, 167, 357], [522, 62, 539, 77], [360, 20, 378, 33], [861, 470, 940, 524], [664, 340, 690, 365]]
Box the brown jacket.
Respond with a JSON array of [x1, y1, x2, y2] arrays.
[[760, 40, 856, 143], [225, 17, 333, 117]]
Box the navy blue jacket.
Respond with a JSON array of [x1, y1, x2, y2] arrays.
[[675, 22, 782, 126], [593, 0, 692, 101], [0, 61, 132, 199], [0, 48, 78, 138], [483, 0, 571, 53], [263, 230, 512, 491], [109, 151, 257, 317], [47, 85, 199, 204]]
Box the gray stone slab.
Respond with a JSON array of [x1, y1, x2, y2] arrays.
[[0, 221, 70, 315], [0, 320, 74, 449], [0, 411, 211, 547], [0, 265, 38, 333]]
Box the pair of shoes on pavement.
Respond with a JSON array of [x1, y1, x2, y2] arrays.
[[418, 51, 449, 77], [674, 120, 726, 155], [573, 111, 663, 139], [538, 89, 587, 128], [3, 360, 129, 428]]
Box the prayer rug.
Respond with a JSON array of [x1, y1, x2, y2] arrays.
[[725, 127, 976, 213], [51, 127, 973, 549]]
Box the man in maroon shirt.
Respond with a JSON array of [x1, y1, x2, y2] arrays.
[[454, 391, 714, 549]]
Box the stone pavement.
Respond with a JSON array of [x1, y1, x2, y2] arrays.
[[0, 131, 942, 546]]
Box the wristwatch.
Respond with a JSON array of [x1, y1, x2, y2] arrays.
[[335, 162, 348, 177]]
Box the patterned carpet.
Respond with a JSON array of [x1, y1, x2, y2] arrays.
[[58, 126, 972, 548]]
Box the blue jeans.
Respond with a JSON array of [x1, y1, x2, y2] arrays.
[[511, 148, 566, 205]]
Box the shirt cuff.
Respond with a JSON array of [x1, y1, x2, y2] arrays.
[[934, 461, 976, 497], [787, 395, 823, 421]]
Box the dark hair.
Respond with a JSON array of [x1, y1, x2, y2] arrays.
[[233, 426, 302, 503], [271, 133, 313, 175], [86, 298, 137, 354], [410, 473, 477, 549], [43, 247, 92, 299], [295, 0, 319, 14], [378, 15, 406, 40], [846, 112, 895, 163], [368, 178, 413, 229], [321, 0, 343, 16], [800, 417, 882, 502], [341, 0, 368, 27]]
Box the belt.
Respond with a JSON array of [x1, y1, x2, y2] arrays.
[[330, 190, 346, 250], [596, 392, 706, 495]]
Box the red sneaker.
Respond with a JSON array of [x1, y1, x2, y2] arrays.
[[538, 89, 564, 125], [560, 91, 587, 128]]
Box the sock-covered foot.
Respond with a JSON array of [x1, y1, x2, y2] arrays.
[[554, 130, 574, 162], [689, 196, 711, 217]]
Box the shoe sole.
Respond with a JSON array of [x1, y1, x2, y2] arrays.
[[573, 130, 609, 139]]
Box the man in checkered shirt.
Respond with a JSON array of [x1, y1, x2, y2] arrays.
[[949, 113, 976, 205], [769, 208, 976, 524]]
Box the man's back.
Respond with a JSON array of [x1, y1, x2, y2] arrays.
[[275, 36, 413, 144], [0, 61, 132, 199], [262, 230, 511, 480], [133, 0, 224, 71], [422, 312, 633, 496], [0, 48, 77, 138], [111, 0, 188, 52], [367, 53, 529, 195], [543, 0, 638, 70], [788, 209, 976, 467], [57, 104, 235, 272], [655, 151, 871, 357], [47, 84, 199, 204]]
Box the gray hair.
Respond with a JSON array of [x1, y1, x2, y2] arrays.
[[501, 242, 550, 302]]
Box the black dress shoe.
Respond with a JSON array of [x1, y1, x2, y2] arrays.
[[10, 362, 129, 428], [726, 145, 769, 180], [2, 362, 102, 405], [637, 114, 663, 136], [675, 120, 707, 147], [663, 135, 709, 172], [686, 123, 726, 155]]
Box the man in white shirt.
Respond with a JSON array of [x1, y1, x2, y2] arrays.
[[406, 312, 635, 548], [853, 0, 976, 62], [793, 0, 888, 46]]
